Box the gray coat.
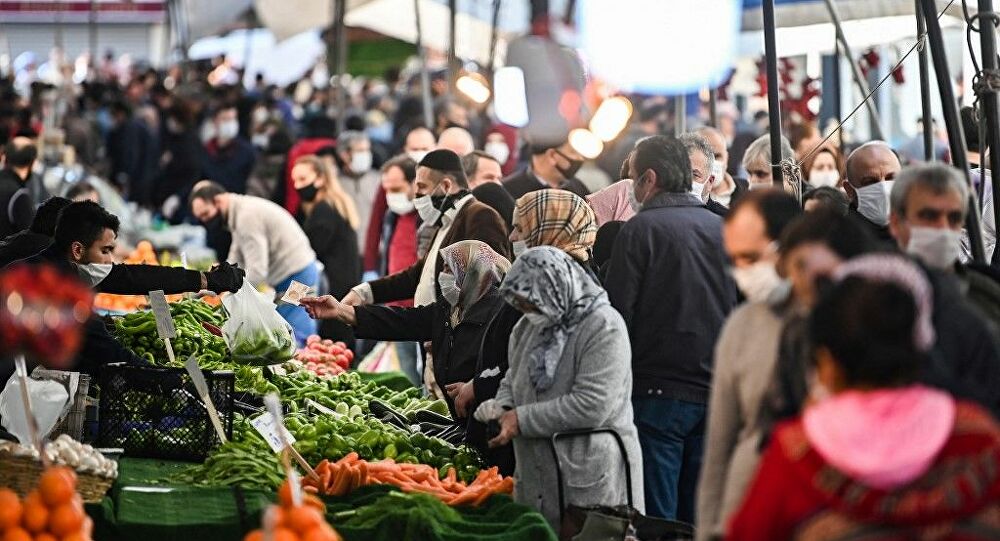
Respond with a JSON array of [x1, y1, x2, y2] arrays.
[[495, 303, 644, 527]]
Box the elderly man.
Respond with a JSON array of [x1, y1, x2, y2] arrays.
[[741, 134, 793, 192], [437, 127, 475, 156], [696, 126, 748, 209], [403, 126, 436, 163], [502, 139, 591, 199], [605, 136, 737, 522], [844, 141, 901, 245], [679, 133, 727, 216], [889, 163, 1000, 325], [336, 130, 381, 236]]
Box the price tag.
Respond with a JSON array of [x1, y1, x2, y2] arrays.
[[148, 290, 176, 339], [250, 412, 296, 453], [280, 280, 314, 306], [185, 354, 228, 444]]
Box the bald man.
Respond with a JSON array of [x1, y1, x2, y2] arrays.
[[437, 127, 475, 156], [403, 126, 436, 163], [844, 141, 901, 245], [0, 137, 38, 239], [696, 126, 748, 209]]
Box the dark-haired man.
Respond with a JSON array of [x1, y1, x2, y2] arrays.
[[0, 137, 38, 238], [501, 140, 590, 199], [0, 196, 71, 268], [605, 136, 737, 523], [200, 104, 255, 195]]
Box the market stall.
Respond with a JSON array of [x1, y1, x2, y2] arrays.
[[1, 266, 556, 541]]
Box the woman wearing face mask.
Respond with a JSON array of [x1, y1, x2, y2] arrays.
[[484, 127, 517, 175], [801, 146, 845, 190], [474, 246, 644, 528], [299, 240, 517, 472], [729, 254, 1000, 541], [510, 189, 599, 278], [292, 155, 361, 344]]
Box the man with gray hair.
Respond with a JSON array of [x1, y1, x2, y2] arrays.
[[889, 163, 1000, 325], [740, 133, 792, 191], [679, 133, 728, 216], [336, 130, 381, 238]]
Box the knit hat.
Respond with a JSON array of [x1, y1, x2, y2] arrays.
[[419, 149, 464, 171]]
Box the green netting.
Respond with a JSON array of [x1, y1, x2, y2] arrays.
[[86, 459, 556, 541]]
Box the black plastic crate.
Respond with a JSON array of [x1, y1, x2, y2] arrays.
[[96, 364, 235, 461]]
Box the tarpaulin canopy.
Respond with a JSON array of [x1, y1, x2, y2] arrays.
[[740, 0, 966, 31]]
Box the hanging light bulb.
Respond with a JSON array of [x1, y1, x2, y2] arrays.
[[494, 67, 529, 127], [456, 72, 491, 104], [589, 96, 633, 142], [569, 128, 604, 159]]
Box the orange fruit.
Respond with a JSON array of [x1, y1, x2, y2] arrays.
[[47, 503, 84, 537], [302, 524, 342, 541], [0, 489, 22, 529], [33, 534, 57, 541], [302, 494, 326, 514], [21, 499, 49, 533], [242, 530, 264, 541], [59, 534, 90, 541], [1, 528, 31, 541], [277, 481, 294, 508], [285, 506, 323, 535], [38, 467, 76, 507], [272, 527, 297, 541]]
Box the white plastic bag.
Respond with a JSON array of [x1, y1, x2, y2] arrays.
[[0, 375, 69, 444], [222, 281, 296, 365]]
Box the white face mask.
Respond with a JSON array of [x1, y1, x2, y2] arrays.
[[251, 133, 270, 149], [386, 192, 415, 215], [713, 192, 732, 208], [710, 160, 725, 183], [439, 271, 461, 306], [906, 225, 962, 270], [691, 180, 706, 198], [853, 180, 894, 226], [512, 240, 528, 259], [407, 150, 428, 164], [484, 141, 510, 165], [809, 169, 840, 189], [413, 194, 439, 224], [731, 261, 782, 303], [351, 151, 373, 173], [217, 120, 239, 142], [524, 312, 551, 327]]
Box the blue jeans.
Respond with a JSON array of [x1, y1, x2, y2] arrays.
[[275, 262, 319, 347], [632, 396, 706, 523]]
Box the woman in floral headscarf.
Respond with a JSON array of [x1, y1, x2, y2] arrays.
[[474, 246, 644, 527], [300, 240, 519, 473]]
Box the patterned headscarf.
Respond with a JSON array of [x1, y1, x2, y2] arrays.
[[439, 240, 511, 321], [514, 189, 598, 262], [833, 254, 935, 352], [500, 246, 610, 392], [587, 179, 638, 226]]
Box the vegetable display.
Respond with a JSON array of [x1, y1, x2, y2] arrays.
[[303, 453, 512, 506], [113, 299, 228, 368], [0, 466, 94, 540], [0, 436, 118, 479], [243, 480, 342, 541], [291, 335, 353, 378], [267, 371, 449, 420], [229, 328, 296, 365]]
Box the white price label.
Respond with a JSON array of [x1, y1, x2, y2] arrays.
[[280, 280, 314, 306], [250, 412, 296, 453], [148, 290, 176, 339]]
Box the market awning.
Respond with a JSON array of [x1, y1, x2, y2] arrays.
[[740, 0, 966, 31]]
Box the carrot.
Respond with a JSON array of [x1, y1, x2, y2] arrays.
[[448, 486, 487, 506], [364, 461, 400, 474], [334, 452, 359, 466], [496, 477, 514, 494], [398, 482, 455, 500], [303, 485, 319, 494], [446, 468, 457, 484]]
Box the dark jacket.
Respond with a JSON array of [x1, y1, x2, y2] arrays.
[[0, 230, 50, 268], [107, 118, 156, 206], [848, 207, 896, 249], [200, 138, 256, 194], [155, 128, 202, 209], [301, 201, 360, 343], [0, 169, 33, 240], [501, 168, 590, 201], [471, 183, 515, 233], [368, 198, 511, 304], [605, 192, 738, 403]]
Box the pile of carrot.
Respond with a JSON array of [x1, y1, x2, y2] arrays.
[[303, 452, 513, 507]]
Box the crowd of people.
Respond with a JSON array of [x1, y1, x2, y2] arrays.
[[2, 56, 1000, 539]]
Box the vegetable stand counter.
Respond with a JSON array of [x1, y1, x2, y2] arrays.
[[86, 458, 557, 541]]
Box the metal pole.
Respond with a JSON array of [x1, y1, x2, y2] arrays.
[[916, 0, 934, 161], [414, 0, 434, 129], [674, 95, 686, 135], [822, 0, 886, 141], [708, 87, 718, 128], [762, 0, 784, 186], [919, 0, 987, 263], [89, 0, 98, 69], [834, 39, 844, 156], [487, 0, 502, 75], [448, 0, 457, 95], [334, 0, 348, 134], [976, 0, 1000, 262]]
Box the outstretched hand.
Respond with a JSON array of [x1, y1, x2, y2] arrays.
[[300, 295, 357, 325]]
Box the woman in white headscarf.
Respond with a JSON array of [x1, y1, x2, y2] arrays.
[[476, 246, 644, 528]]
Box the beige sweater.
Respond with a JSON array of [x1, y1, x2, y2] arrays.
[[695, 301, 785, 541], [225, 194, 316, 287]]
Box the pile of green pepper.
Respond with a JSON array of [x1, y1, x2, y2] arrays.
[[113, 299, 230, 369], [269, 370, 450, 419]]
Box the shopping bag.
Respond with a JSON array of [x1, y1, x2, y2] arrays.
[[221, 281, 295, 365]]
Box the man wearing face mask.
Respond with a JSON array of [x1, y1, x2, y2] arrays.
[[403, 126, 436, 164], [695, 126, 748, 210], [501, 140, 591, 200], [889, 163, 1000, 326], [374, 156, 420, 293], [200, 104, 256, 195], [604, 136, 738, 522], [679, 133, 727, 217], [0, 137, 38, 239], [340, 150, 510, 395], [336, 131, 381, 241], [189, 181, 319, 345], [844, 141, 901, 246]]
